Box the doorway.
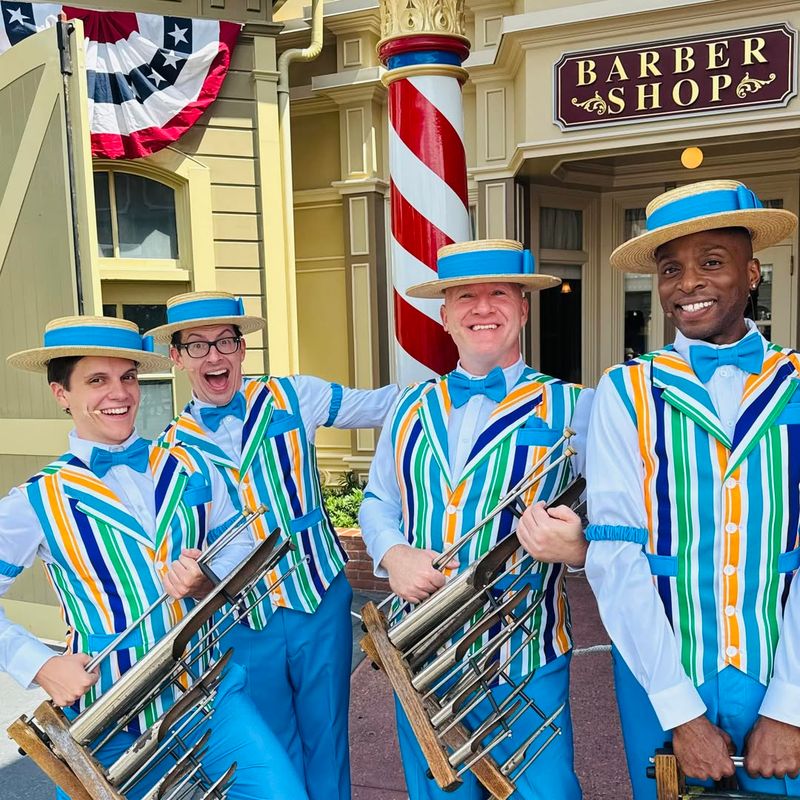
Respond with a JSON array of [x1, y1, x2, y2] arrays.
[[538, 264, 582, 383]]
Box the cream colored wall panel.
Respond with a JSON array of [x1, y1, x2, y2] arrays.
[[2, 599, 64, 642], [4, 561, 59, 607], [463, 90, 477, 168], [296, 269, 350, 383], [211, 184, 259, 212], [343, 38, 362, 68], [215, 268, 264, 295], [485, 183, 508, 238], [243, 349, 268, 375], [0, 454, 56, 497], [193, 155, 257, 186], [348, 196, 369, 255], [345, 107, 367, 176], [291, 112, 341, 191], [217, 70, 255, 102], [213, 212, 260, 240], [483, 16, 502, 47], [228, 39, 255, 72], [485, 88, 507, 161], [294, 204, 345, 260], [197, 98, 255, 129], [180, 125, 255, 158], [214, 240, 262, 268]]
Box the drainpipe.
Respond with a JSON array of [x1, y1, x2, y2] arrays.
[[276, 0, 324, 371]]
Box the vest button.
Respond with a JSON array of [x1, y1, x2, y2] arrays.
[[725, 605, 736, 616], [723, 565, 736, 576], [155, 560, 165, 570], [725, 477, 738, 490], [725, 645, 738, 657], [725, 522, 739, 534]]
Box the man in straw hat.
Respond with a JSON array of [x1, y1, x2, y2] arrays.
[[360, 239, 593, 799], [147, 291, 397, 800], [0, 315, 310, 800], [585, 179, 800, 797]]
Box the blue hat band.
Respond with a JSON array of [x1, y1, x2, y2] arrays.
[[647, 186, 764, 232], [168, 296, 245, 325], [44, 325, 154, 353], [437, 249, 536, 281]]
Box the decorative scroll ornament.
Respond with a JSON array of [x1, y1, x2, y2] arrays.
[[571, 91, 609, 116], [380, 0, 465, 40], [736, 71, 777, 98]]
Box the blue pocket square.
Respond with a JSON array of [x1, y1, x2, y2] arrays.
[[184, 473, 212, 506], [645, 552, 678, 577], [778, 547, 800, 573], [775, 406, 800, 425], [517, 419, 561, 447], [267, 410, 302, 437]]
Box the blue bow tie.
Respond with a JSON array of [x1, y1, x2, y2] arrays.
[[448, 367, 507, 408], [200, 392, 246, 432], [689, 335, 764, 384], [89, 437, 150, 478]]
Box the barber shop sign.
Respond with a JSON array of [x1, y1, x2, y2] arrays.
[[554, 24, 796, 129]]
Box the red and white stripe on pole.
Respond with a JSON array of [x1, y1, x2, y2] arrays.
[[380, 34, 471, 383]]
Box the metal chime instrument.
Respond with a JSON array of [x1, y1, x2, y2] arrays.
[[7, 506, 300, 800], [361, 428, 584, 799], [649, 749, 773, 800]]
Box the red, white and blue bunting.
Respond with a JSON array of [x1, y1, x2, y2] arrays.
[[0, 3, 241, 159]]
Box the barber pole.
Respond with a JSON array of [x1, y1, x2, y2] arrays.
[[379, 14, 471, 382]]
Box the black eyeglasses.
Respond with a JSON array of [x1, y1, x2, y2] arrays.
[[178, 336, 242, 359]]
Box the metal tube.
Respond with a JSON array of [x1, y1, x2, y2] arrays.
[[500, 703, 564, 776]]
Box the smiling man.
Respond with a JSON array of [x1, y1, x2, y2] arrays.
[[585, 179, 800, 798], [0, 315, 309, 800], [148, 291, 397, 800], [360, 239, 593, 799]]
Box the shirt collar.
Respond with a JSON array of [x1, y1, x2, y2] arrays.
[[190, 381, 247, 419], [672, 318, 765, 364], [68, 429, 145, 462]]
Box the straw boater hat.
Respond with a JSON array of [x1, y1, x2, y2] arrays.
[[406, 239, 560, 299], [7, 316, 172, 374], [146, 291, 266, 344], [610, 179, 798, 273]]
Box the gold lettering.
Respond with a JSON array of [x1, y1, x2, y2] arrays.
[[637, 82, 662, 110], [606, 55, 629, 82], [673, 78, 700, 106], [607, 86, 626, 113], [743, 36, 767, 65], [639, 50, 662, 78], [710, 74, 732, 101], [674, 46, 695, 73], [707, 41, 730, 70], [577, 59, 597, 86]]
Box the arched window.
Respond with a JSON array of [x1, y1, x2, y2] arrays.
[[93, 170, 179, 263]]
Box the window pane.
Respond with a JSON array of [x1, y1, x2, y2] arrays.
[[94, 172, 114, 257], [114, 174, 178, 259], [122, 304, 170, 359], [102, 304, 117, 317], [624, 208, 646, 240], [624, 274, 652, 360], [539, 208, 582, 250], [137, 380, 174, 439], [763, 198, 784, 209]]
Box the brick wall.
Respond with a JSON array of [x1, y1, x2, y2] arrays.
[[337, 528, 390, 594]]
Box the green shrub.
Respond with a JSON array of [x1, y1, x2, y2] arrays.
[[323, 471, 365, 527]]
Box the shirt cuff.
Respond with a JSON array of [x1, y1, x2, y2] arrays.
[[648, 679, 707, 730], [9, 638, 59, 690], [759, 677, 800, 726], [368, 530, 409, 578]]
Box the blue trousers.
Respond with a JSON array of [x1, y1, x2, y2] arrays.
[[223, 571, 353, 800], [613, 646, 800, 799], [57, 662, 308, 800], [396, 652, 582, 800]]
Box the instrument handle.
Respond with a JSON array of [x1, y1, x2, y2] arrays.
[[85, 505, 267, 672]]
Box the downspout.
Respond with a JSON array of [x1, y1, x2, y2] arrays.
[[276, 0, 324, 371]]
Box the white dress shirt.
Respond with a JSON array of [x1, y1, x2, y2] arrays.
[[189, 377, 399, 462], [360, 359, 593, 577], [585, 321, 800, 729], [0, 430, 245, 691]]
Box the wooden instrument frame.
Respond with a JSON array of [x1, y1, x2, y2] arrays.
[[361, 601, 516, 799]]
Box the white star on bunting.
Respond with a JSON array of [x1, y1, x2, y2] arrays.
[[6, 7, 27, 24], [162, 49, 183, 68], [168, 24, 188, 45]]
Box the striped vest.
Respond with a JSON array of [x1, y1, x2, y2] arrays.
[[391, 367, 583, 676], [604, 344, 800, 686], [21, 443, 217, 735], [159, 377, 343, 628]]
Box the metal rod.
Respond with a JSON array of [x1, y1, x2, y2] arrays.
[[86, 507, 267, 671], [500, 703, 564, 776]]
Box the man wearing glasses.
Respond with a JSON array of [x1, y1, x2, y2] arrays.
[[148, 291, 397, 800]]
